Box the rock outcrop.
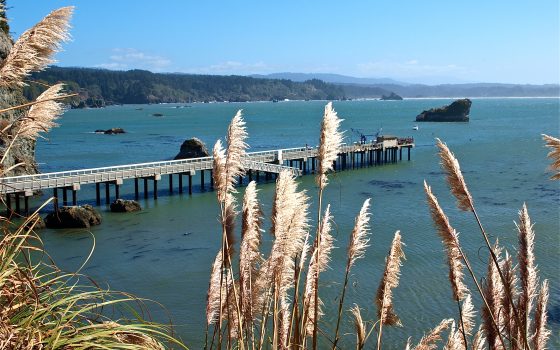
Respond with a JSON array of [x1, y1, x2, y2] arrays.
[[110, 199, 141, 212], [380, 92, 403, 100], [416, 98, 472, 122], [0, 29, 39, 177], [44, 205, 102, 229], [174, 138, 209, 160], [95, 128, 126, 134]]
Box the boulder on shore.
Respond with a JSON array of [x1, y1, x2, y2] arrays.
[[416, 98, 472, 122], [44, 205, 102, 229], [95, 128, 126, 134], [174, 137, 210, 160], [110, 199, 142, 212]]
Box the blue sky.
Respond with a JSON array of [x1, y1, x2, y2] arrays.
[[6, 0, 560, 84]]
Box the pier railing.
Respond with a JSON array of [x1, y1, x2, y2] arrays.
[[0, 141, 413, 195]]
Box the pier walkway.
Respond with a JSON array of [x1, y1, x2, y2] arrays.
[[1, 138, 413, 214]]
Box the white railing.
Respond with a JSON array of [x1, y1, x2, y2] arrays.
[[0, 142, 413, 194]]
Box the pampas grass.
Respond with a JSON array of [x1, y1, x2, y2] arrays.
[[435, 138, 473, 211], [0, 7, 73, 87], [376, 230, 405, 350], [316, 102, 343, 190], [409, 319, 453, 350], [18, 83, 65, 139], [350, 304, 367, 350], [542, 134, 560, 179]]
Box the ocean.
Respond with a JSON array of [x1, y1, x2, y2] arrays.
[[31, 98, 559, 348]]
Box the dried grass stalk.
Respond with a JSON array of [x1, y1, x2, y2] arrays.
[[376, 230, 405, 327], [316, 102, 343, 190], [304, 205, 334, 335], [239, 181, 263, 326], [435, 138, 473, 211], [542, 134, 560, 180], [532, 279, 550, 350], [444, 321, 462, 350], [412, 318, 453, 350], [350, 304, 367, 350], [213, 110, 248, 203], [471, 326, 487, 350], [348, 198, 372, 268], [0, 7, 73, 87], [461, 294, 475, 336], [206, 251, 228, 325], [516, 203, 538, 336], [481, 242, 505, 350], [424, 181, 467, 301], [17, 83, 65, 140], [501, 252, 519, 340]]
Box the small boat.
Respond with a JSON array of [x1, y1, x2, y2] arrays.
[[412, 125, 419, 130]]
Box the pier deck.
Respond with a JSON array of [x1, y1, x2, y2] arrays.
[[0, 139, 413, 214]]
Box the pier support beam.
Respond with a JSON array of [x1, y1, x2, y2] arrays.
[[200, 170, 205, 191], [144, 178, 149, 199], [153, 175, 160, 200], [24, 195, 29, 216], [63, 188, 68, 206], [15, 193, 20, 214], [53, 188, 59, 212], [134, 179, 139, 199], [105, 182, 110, 204], [408, 147, 411, 161], [179, 174, 183, 194], [188, 173, 192, 195], [169, 174, 173, 194], [5, 194, 11, 216], [96, 183, 101, 205]]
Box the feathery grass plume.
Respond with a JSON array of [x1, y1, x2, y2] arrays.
[[516, 203, 538, 337], [461, 294, 475, 336], [316, 102, 343, 190], [471, 326, 487, 350], [375, 231, 405, 350], [411, 318, 453, 350], [0, 7, 73, 87], [348, 198, 372, 268], [350, 304, 367, 350], [332, 198, 372, 349], [481, 242, 505, 350], [532, 279, 550, 350], [444, 321, 463, 350], [239, 181, 263, 329], [304, 205, 334, 335], [253, 170, 308, 346], [424, 181, 467, 301], [375, 230, 405, 327], [435, 138, 473, 211], [212, 110, 247, 203], [17, 83, 65, 139], [501, 251, 519, 341], [206, 251, 228, 326], [542, 134, 560, 179]]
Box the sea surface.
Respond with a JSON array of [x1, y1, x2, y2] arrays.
[[31, 98, 559, 348]]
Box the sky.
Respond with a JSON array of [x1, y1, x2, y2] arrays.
[[6, 0, 560, 85]]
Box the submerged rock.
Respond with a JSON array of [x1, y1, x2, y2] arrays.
[[44, 205, 102, 229], [110, 199, 142, 212], [95, 128, 126, 134], [416, 98, 472, 122], [174, 137, 210, 160]]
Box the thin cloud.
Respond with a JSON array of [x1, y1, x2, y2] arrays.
[[95, 48, 171, 72], [183, 61, 273, 75]]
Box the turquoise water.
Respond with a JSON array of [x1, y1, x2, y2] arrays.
[[32, 98, 559, 348]]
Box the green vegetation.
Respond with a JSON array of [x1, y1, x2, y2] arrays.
[[24, 67, 346, 107]]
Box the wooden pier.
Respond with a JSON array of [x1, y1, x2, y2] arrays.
[[0, 137, 413, 215]]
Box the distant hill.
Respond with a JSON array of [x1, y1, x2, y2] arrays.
[[251, 72, 408, 86], [24, 68, 559, 107], [24, 67, 346, 107], [253, 73, 559, 98]]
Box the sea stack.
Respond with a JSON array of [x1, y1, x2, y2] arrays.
[[416, 98, 472, 122], [174, 138, 210, 159]]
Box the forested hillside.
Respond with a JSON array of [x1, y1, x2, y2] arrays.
[[24, 67, 346, 107]]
